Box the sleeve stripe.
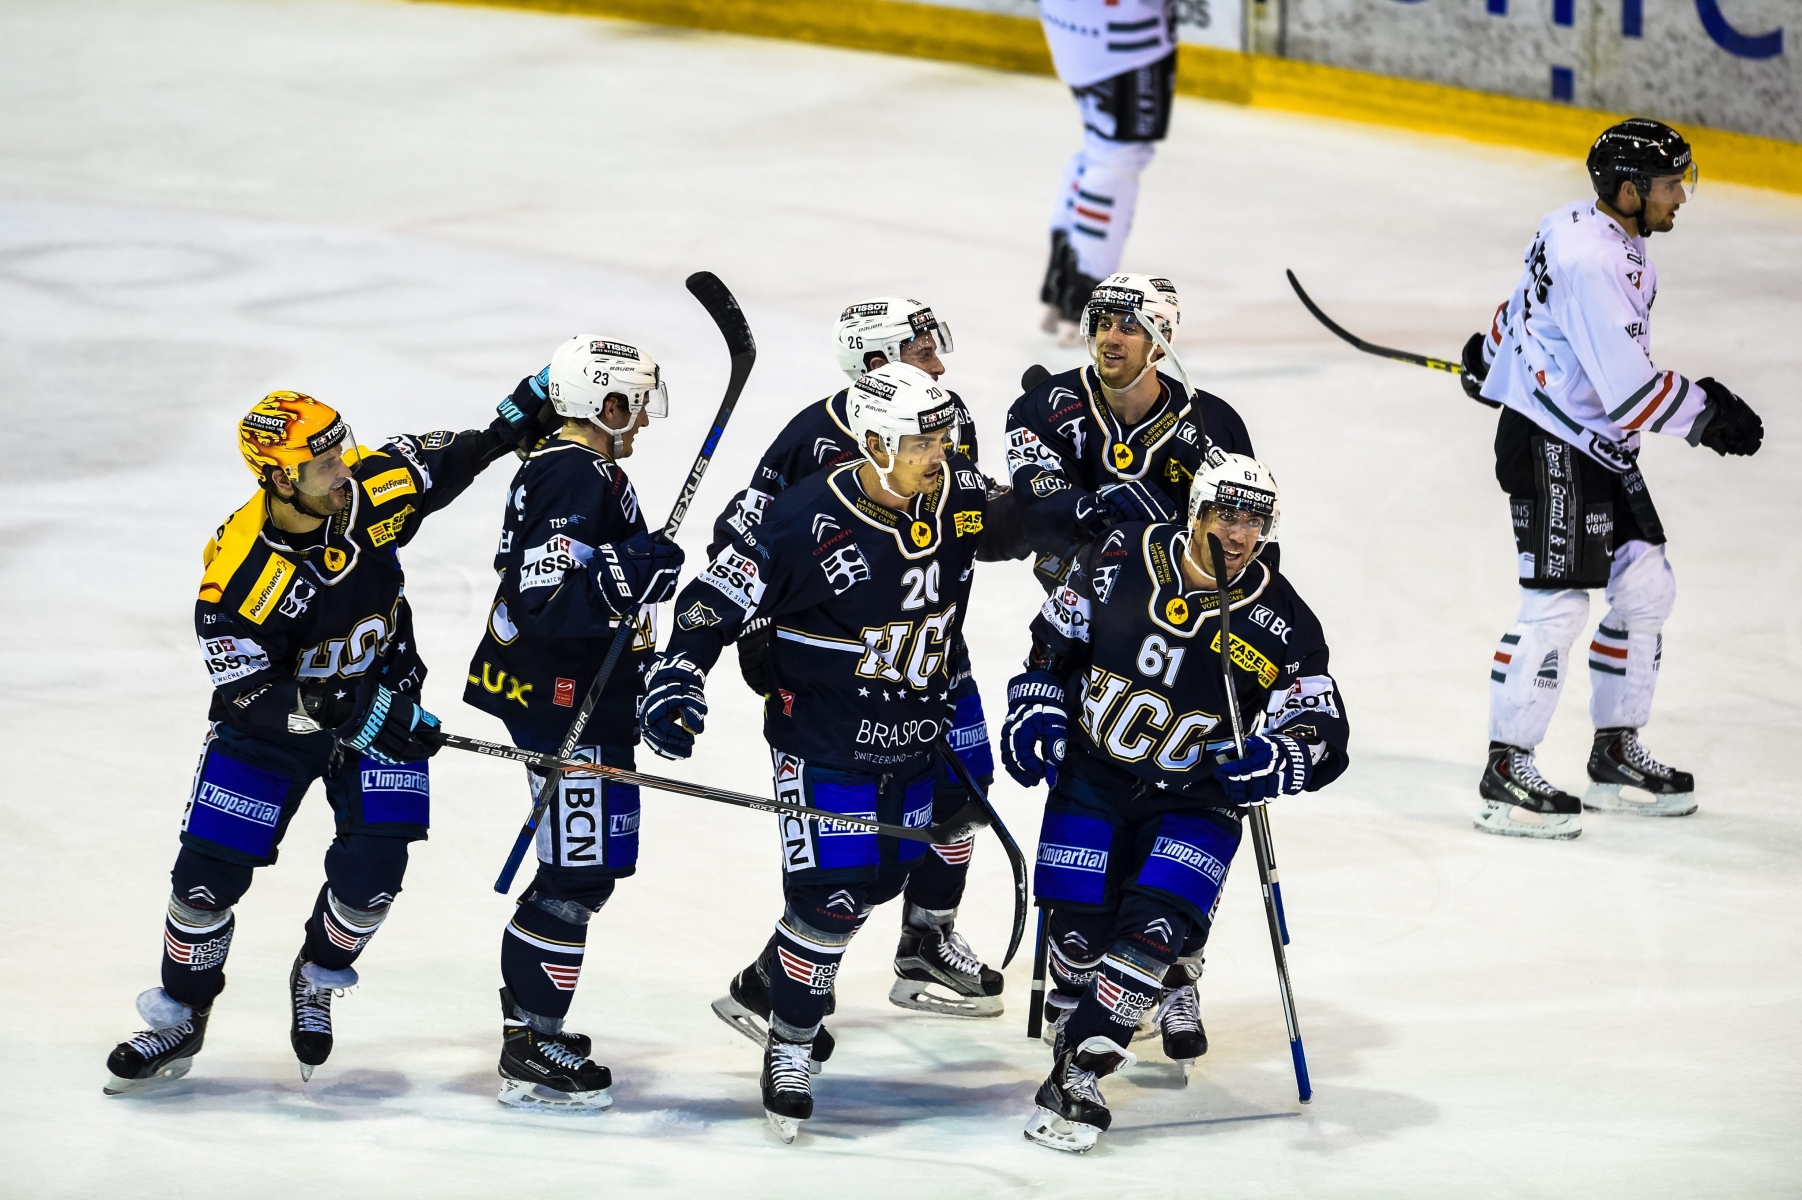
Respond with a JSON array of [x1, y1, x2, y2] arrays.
[[1607, 373, 1663, 422], [1647, 377, 1690, 434], [1622, 372, 1676, 431]]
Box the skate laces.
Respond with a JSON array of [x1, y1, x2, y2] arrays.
[[292, 978, 334, 1034], [536, 1035, 588, 1071], [1505, 748, 1561, 797], [767, 1040, 812, 1094], [126, 1021, 192, 1056], [1155, 984, 1201, 1034], [1060, 1057, 1105, 1105], [938, 929, 986, 977], [1615, 730, 1673, 778]]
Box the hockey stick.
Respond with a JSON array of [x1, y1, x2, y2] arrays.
[[1025, 908, 1049, 1040], [931, 736, 1028, 969], [1207, 532, 1312, 1104], [491, 271, 757, 894], [1285, 269, 1464, 376], [446, 733, 952, 843]]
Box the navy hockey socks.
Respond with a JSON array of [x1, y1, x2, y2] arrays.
[[302, 885, 390, 973], [501, 899, 590, 1022], [903, 838, 973, 912], [764, 921, 847, 1042], [161, 899, 234, 1010]]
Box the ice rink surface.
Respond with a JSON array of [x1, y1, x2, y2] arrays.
[[2, 0, 1799, 1194]]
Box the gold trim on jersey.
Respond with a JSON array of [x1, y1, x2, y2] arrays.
[[1142, 525, 1272, 638], [825, 462, 948, 561], [1078, 367, 1191, 484]]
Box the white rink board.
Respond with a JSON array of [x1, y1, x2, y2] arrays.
[[1, 0, 1799, 1196]]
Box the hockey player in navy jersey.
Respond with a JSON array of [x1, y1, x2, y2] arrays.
[[1459, 120, 1763, 839], [1007, 273, 1258, 591], [1001, 454, 1349, 1152], [463, 336, 683, 1109], [708, 297, 1026, 1027], [104, 388, 545, 1095], [641, 363, 1018, 1142]]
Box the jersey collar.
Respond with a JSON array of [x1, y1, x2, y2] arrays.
[[826, 461, 947, 560], [1080, 367, 1190, 482], [1140, 525, 1271, 637]]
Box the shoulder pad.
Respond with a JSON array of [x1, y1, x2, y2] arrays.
[[199, 494, 269, 602]]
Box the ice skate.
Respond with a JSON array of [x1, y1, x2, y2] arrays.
[[1040, 993, 1076, 1048], [760, 1031, 815, 1144], [1152, 982, 1207, 1078], [1584, 727, 1697, 816], [104, 988, 212, 1095], [890, 906, 1004, 1018], [1024, 1036, 1135, 1154], [1475, 743, 1582, 839], [498, 1018, 613, 1111], [289, 954, 356, 1081], [710, 952, 833, 1072]]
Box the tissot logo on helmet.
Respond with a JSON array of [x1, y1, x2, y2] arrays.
[[1149, 278, 1177, 294], [1092, 286, 1144, 311], [907, 308, 938, 335], [306, 418, 349, 456], [241, 411, 288, 437], [842, 302, 889, 320], [1213, 482, 1275, 515], [918, 401, 958, 433], [856, 374, 898, 401], [589, 340, 640, 360]]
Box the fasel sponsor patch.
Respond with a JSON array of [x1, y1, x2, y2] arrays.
[[366, 504, 415, 547]]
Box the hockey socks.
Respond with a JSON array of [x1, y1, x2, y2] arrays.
[[160, 897, 233, 1010], [1063, 941, 1168, 1053], [302, 885, 389, 973], [501, 897, 591, 1023], [765, 921, 847, 1043]]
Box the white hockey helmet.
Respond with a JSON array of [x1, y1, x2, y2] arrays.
[[846, 362, 960, 489], [1082, 272, 1181, 356], [547, 336, 668, 425], [1188, 452, 1281, 548], [833, 297, 954, 380]]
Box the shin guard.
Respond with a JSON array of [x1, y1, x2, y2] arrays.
[[160, 898, 234, 1010]]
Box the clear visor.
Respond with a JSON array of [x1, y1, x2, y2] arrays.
[[638, 380, 669, 419], [891, 421, 959, 465], [1198, 501, 1272, 539], [1086, 307, 1153, 339], [293, 430, 358, 497]]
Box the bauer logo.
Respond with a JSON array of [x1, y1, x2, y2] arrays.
[[841, 301, 889, 320], [1037, 843, 1107, 873], [196, 782, 281, 828], [1148, 836, 1227, 884], [588, 340, 639, 359]]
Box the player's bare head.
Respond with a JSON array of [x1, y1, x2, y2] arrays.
[[1082, 274, 1180, 391], [547, 336, 667, 458], [834, 298, 954, 382], [238, 391, 358, 518], [1185, 453, 1281, 579], [1588, 118, 1696, 236], [848, 362, 958, 500]]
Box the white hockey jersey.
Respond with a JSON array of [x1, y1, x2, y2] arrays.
[[1039, 0, 1176, 88], [1480, 200, 1713, 472]]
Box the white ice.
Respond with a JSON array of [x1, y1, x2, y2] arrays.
[[2, 0, 1799, 1194]]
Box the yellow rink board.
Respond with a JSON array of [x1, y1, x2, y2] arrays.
[[422, 0, 1802, 195]]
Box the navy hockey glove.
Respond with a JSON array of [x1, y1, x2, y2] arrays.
[[640, 654, 706, 760], [1098, 481, 1178, 524], [1001, 669, 1067, 789], [336, 685, 444, 765], [1459, 333, 1500, 408], [1695, 378, 1763, 457], [1070, 493, 1110, 542], [592, 533, 686, 619], [489, 366, 561, 454], [1213, 733, 1310, 805]]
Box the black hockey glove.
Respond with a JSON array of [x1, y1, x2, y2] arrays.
[[1070, 493, 1110, 542], [1695, 378, 1763, 457], [591, 533, 686, 619], [1099, 480, 1178, 524], [488, 367, 562, 459], [336, 684, 444, 765], [641, 654, 706, 760], [1460, 333, 1499, 408]]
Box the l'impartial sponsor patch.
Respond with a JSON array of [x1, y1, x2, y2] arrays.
[[360, 467, 416, 505]]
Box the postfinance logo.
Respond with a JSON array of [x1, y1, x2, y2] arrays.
[[360, 467, 416, 505], [238, 553, 295, 625]]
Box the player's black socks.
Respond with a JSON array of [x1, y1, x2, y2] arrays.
[[302, 884, 389, 973], [160, 903, 234, 1010], [902, 839, 973, 912], [501, 899, 589, 1021], [764, 924, 845, 1041]]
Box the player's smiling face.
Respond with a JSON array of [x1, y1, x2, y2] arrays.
[[865, 430, 950, 500], [287, 446, 354, 514], [1092, 312, 1157, 389], [1187, 505, 1264, 581]]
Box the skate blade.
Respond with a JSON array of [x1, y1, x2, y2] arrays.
[[766, 1110, 802, 1144], [1582, 782, 1697, 817], [1473, 801, 1581, 840], [887, 977, 1004, 1019], [710, 994, 768, 1048], [1177, 1058, 1195, 1085], [498, 1078, 613, 1112], [103, 1057, 193, 1096], [1023, 1106, 1099, 1153]]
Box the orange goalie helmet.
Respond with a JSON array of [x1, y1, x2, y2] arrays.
[[237, 390, 359, 486]]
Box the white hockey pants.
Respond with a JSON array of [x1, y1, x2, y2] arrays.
[[1049, 132, 1157, 281]]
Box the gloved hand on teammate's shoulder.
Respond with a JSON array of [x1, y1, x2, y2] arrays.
[[592, 533, 685, 618], [1460, 333, 1499, 408], [336, 682, 444, 765], [488, 366, 562, 455], [1695, 378, 1763, 457], [1001, 668, 1067, 789], [1070, 493, 1110, 542], [640, 653, 707, 760], [1212, 732, 1310, 804], [1098, 480, 1178, 525]]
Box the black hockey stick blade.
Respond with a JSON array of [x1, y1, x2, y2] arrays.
[[1020, 364, 1051, 393], [447, 733, 938, 842], [933, 737, 1028, 969], [685, 271, 757, 362], [1285, 269, 1463, 376]]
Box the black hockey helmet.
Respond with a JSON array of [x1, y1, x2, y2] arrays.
[[1586, 118, 1696, 206]]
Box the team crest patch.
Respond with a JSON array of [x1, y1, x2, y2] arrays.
[[1166, 597, 1189, 624], [909, 520, 932, 548], [677, 599, 722, 630], [323, 547, 347, 572], [1112, 444, 1134, 470]]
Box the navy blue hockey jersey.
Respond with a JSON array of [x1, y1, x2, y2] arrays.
[[1033, 523, 1347, 814], [195, 431, 494, 742], [667, 459, 1006, 771], [1005, 366, 1254, 556], [463, 437, 654, 744]]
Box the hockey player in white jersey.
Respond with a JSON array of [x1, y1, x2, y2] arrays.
[[1037, 0, 1178, 343], [1461, 119, 1763, 840]]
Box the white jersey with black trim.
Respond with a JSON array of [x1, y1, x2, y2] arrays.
[[1479, 200, 1713, 471], [1039, 0, 1176, 89]]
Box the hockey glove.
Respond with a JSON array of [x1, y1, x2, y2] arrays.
[[1070, 493, 1110, 542], [336, 684, 444, 765], [1695, 378, 1763, 457], [640, 654, 707, 760], [1213, 733, 1310, 805], [489, 367, 561, 454], [591, 533, 686, 619], [1098, 481, 1178, 525], [1459, 333, 1499, 408], [1001, 669, 1068, 789]]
